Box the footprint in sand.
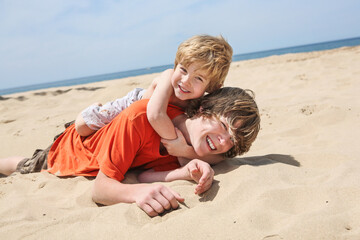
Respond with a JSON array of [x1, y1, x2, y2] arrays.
[[33, 92, 47, 96], [0, 95, 27, 101], [13, 130, 22, 136], [15, 96, 27, 101], [300, 105, 316, 116], [295, 74, 308, 81], [127, 81, 140, 86], [75, 87, 104, 91], [0, 96, 11, 101], [262, 234, 282, 240], [0, 119, 16, 124], [51, 89, 72, 96]]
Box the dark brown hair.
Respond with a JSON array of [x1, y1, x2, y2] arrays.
[[186, 87, 260, 158]]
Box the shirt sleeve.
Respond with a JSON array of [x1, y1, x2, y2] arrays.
[[81, 88, 145, 130]]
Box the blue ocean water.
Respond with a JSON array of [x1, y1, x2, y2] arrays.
[[1, 37, 359, 96]]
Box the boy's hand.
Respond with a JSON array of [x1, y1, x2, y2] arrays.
[[134, 184, 184, 217], [161, 128, 191, 157], [185, 160, 214, 195]]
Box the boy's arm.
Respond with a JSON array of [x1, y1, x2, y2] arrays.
[[147, 69, 177, 140], [137, 159, 215, 195], [92, 170, 184, 217], [75, 102, 104, 137], [76, 87, 145, 137], [75, 110, 97, 136]]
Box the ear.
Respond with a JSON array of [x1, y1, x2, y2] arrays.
[[199, 106, 203, 112]]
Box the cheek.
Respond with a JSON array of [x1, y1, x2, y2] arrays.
[[192, 140, 206, 156], [224, 143, 233, 153], [193, 84, 207, 97], [223, 137, 235, 152], [171, 74, 180, 86], [191, 130, 204, 147]]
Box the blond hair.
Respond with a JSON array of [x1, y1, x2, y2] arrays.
[[174, 35, 233, 93], [186, 87, 260, 158]]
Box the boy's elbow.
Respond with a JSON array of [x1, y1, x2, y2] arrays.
[[75, 117, 95, 137], [91, 180, 108, 206], [91, 191, 104, 205], [75, 114, 85, 133], [74, 121, 82, 134], [147, 111, 162, 124], [91, 183, 100, 203], [91, 190, 100, 204], [75, 124, 88, 137]]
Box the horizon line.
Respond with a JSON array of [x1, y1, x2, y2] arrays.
[[1, 36, 359, 96]]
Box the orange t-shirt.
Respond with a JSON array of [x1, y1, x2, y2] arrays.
[[47, 99, 183, 181]]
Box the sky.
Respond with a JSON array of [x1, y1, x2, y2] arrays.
[[1, 0, 359, 90]]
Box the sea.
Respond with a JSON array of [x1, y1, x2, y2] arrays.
[[1, 36, 359, 96]]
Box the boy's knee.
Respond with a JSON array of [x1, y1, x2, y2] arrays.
[[0, 156, 24, 176]]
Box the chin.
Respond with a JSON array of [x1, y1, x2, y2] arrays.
[[175, 94, 189, 101], [174, 91, 183, 99], [195, 150, 206, 158]]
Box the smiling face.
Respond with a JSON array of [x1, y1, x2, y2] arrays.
[[186, 115, 241, 157], [184, 87, 261, 158], [171, 62, 209, 101]]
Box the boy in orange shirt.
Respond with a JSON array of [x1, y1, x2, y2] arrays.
[[75, 35, 233, 164], [0, 87, 260, 217]]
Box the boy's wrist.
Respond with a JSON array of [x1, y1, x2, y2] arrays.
[[183, 146, 198, 159]]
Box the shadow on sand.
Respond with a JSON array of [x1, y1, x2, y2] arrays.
[[200, 154, 300, 201], [214, 154, 299, 176]]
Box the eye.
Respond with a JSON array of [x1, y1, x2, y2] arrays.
[[195, 76, 204, 82], [221, 121, 227, 130], [180, 67, 187, 74]]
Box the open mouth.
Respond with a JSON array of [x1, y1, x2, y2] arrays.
[[178, 85, 190, 93], [206, 136, 216, 150]]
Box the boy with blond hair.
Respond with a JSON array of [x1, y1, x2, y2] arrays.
[[75, 35, 233, 162]]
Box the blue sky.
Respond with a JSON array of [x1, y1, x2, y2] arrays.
[[1, 0, 359, 90]]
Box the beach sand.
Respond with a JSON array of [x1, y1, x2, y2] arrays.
[[1, 46, 360, 239]]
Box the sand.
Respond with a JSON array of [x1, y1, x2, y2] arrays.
[[1, 46, 359, 239]]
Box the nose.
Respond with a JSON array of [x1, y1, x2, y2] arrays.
[[182, 75, 192, 87], [218, 132, 233, 146]]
